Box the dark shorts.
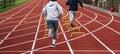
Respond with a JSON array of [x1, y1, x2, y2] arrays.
[[46, 20, 58, 29], [46, 20, 58, 39]]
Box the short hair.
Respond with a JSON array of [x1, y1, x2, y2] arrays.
[[50, 0, 56, 1]]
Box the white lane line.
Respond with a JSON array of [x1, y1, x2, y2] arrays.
[[83, 7, 120, 35], [0, 15, 11, 18], [76, 11, 115, 54], [58, 0, 74, 54], [0, 22, 48, 36], [0, 21, 36, 35], [76, 20, 115, 54], [58, 1, 74, 54], [98, 14, 120, 24], [0, 14, 40, 32], [1, 50, 120, 52], [0, 23, 50, 41], [83, 6, 117, 53], [30, 0, 44, 53], [77, 3, 120, 36], [89, 13, 120, 35], [0, 15, 26, 24], [29, 50, 120, 52], [6, 14, 26, 20], [1, 21, 21, 26], [30, 13, 42, 54], [0, 20, 38, 30], [0, 0, 39, 45], [0, 34, 46, 50], [58, 21, 74, 54], [7, 13, 40, 20], [0, 14, 40, 25], [20, 37, 73, 54], [0, 25, 37, 35], [96, 14, 120, 35], [0, 32, 35, 41], [85, 4, 120, 25]]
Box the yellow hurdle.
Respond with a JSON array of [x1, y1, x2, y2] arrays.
[[44, 34, 48, 39], [44, 17, 48, 39], [56, 30, 59, 39], [63, 17, 69, 22], [65, 20, 70, 28], [68, 24, 80, 31], [70, 22, 86, 37], [45, 29, 48, 33], [76, 27, 80, 31], [74, 23, 80, 31], [71, 32, 85, 37]]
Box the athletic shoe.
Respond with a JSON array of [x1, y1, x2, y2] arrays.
[[51, 44, 56, 48], [71, 20, 76, 28], [71, 23, 74, 27]]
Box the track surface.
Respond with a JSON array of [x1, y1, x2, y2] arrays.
[[0, 0, 120, 54]]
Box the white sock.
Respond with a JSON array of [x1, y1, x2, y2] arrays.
[[52, 39, 56, 44]]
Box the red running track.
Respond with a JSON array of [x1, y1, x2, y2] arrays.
[[0, 0, 120, 54]]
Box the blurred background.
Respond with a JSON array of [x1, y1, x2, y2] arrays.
[[0, 0, 120, 13], [0, 0, 28, 13], [83, 0, 120, 12]]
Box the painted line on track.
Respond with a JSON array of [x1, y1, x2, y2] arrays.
[[30, 0, 45, 54], [1, 50, 120, 52]]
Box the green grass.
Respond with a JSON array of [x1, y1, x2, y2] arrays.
[[0, 0, 29, 13]]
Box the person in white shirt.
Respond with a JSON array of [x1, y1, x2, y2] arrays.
[[42, 0, 63, 48]]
